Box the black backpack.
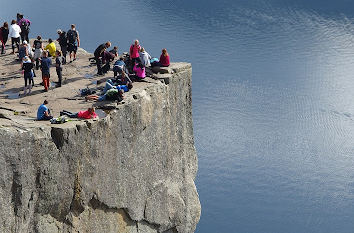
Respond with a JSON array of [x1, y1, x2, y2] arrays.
[[67, 29, 77, 44], [20, 20, 30, 32], [59, 32, 67, 46]]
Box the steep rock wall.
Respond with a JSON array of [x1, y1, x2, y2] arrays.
[[0, 63, 201, 233]]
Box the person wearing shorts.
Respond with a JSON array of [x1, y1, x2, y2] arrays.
[[67, 24, 80, 62]]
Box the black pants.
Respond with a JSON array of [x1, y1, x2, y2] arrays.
[[1, 38, 7, 54], [56, 68, 62, 86], [20, 30, 29, 43], [102, 62, 110, 73], [95, 57, 102, 75], [11, 37, 20, 52], [60, 45, 67, 64], [24, 73, 32, 86], [35, 59, 40, 70]]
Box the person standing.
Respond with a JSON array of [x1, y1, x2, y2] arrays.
[[0, 22, 9, 54], [55, 50, 63, 87], [67, 24, 80, 62], [40, 51, 52, 92], [9, 20, 21, 54], [57, 29, 67, 64], [129, 39, 141, 67], [18, 14, 31, 43], [33, 36, 43, 70], [93, 41, 111, 75], [21, 56, 34, 95]]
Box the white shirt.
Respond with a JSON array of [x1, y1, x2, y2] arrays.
[[9, 24, 21, 38]]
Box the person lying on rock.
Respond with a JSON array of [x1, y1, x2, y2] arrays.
[[101, 80, 133, 95], [37, 100, 53, 120], [60, 107, 98, 119], [85, 88, 124, 102]]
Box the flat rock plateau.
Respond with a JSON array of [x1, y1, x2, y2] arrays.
[[0, 40, 201, 233]]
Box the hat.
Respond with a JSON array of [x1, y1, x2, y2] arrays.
[[23, 40, 28, 45], [23, 56, 31, 63], [57, 29, 62, 34]]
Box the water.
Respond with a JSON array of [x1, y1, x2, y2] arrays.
[[3, 0, 354, 232]]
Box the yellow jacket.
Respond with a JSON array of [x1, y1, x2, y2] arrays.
[[45, 42, 56, 57]]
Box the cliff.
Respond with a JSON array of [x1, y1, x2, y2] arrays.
[[0, 46, 201, 232]]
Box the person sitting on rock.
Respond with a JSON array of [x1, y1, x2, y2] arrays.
[[60, 107, 98, 119], [45, 38, 56, 57], [85, 88, 124, 102], [37, 100, 53, 120], [139, 47, 151, 67], [132, 62, 146, 80], [114, 70, 132, 85], [151, 48, 170, 67]]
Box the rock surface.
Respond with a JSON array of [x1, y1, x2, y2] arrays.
[[0, 42, 200, 232]]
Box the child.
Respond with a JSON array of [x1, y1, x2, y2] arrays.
[[40, 51, 52, 92], [55, 50, 63, 87], [133, 62, 146, 80], [21, 56, 34, 95]]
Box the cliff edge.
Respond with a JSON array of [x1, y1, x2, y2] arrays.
[[0, 46, 201, 232]]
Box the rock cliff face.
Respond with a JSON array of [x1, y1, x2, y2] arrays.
[[0, 62, 200, 232]]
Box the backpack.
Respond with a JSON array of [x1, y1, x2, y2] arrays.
[[59, 32, 67, 46], [20, 20, 29, 32], [67, 29, 77, 44], [105, 89, 121, 101]]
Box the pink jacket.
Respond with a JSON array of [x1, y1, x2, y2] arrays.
[[159, 54, 170, 67], [130, 44, 141, 58], [133, 64, 146, 78]]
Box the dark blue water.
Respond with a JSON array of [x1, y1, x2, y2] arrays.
[[3, 1, 354, 232]]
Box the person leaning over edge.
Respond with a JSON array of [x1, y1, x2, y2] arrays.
[[94, 41, 111, 75]]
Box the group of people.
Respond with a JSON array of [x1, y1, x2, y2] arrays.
[[36, 99, 97, 121], [1, 13, 172, 122], [0, 14, 31, 55]]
